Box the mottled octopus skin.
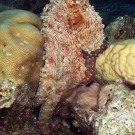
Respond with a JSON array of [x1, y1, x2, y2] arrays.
[[34, 0, 104, 134], [82, 45, 107, 84]]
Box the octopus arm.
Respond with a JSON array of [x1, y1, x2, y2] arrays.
[[37, 88, 64, 134], [34, 28, 85, 134]]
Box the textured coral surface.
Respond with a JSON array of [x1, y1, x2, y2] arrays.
[[71, 83, 100, 112], [0, 9, 43, 89], [96, 39, 135, 84], [0, 9, 44, 108]]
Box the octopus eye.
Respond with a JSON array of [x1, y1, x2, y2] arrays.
[[71, 0, 80, 4], [73, 14, 83, 25]]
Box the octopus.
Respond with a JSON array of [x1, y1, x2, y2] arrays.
[[34, 0, 104, 134]]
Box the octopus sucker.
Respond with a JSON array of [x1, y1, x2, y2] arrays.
[[34, 0, 104, 134]]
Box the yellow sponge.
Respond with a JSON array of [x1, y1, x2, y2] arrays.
[[96, 39, 135, 84]]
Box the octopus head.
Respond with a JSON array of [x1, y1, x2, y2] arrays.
[[65, 0, 85, 27], [65, 0, 86, 7], [71, 0, 81, 4]]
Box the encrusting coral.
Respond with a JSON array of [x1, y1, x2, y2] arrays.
[[0, 9, 44, 108], [96, 39, 135, 84], [68, 82, 110, 114], [33, 0, 104, 134]]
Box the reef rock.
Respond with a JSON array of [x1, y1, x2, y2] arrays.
[[71, 83, 135, 135], [93, 84, 135, 135], [105, 15, 135, 43]]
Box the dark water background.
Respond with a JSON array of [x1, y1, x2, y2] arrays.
[[0, 0, 135, 26], [0, 0, 135, 19]]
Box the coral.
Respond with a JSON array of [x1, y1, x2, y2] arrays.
[[105, 15, 135, 43], [0, 9, 44, 108], [96, 39, 135, 84], [65, 82, 110, 113], [0, 81, 40, 134], [98, 85, 110, 109], [0, 9, 43, 88], [34, 0, 104, 134], [0, 79, 29, 109]]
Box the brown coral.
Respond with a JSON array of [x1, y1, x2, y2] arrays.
[[0, 9, 43, 89], [0, 9, 44, 108]]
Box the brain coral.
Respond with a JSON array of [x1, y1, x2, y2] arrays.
[[0, 9, 44, 108], [96, 39, 135, 84], [0, 10, 43, 108]]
